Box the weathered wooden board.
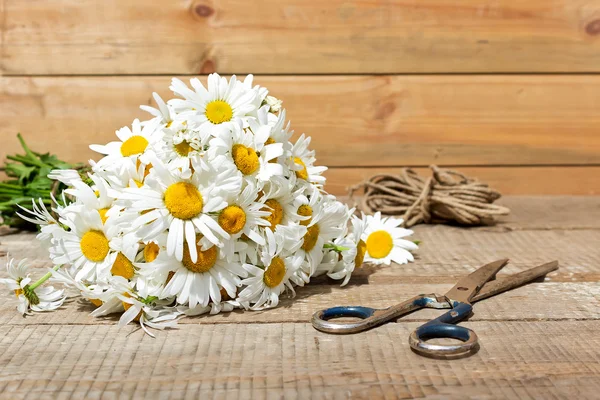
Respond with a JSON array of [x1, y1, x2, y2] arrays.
[[3, 0, 600, 74], [1, 76, 600, 167], [0, 282, 595, 326], [0, 322, 599, 399], [0, 197, 598, 398], [326, 167, 600, 196]]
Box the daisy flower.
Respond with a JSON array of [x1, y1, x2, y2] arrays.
[[145, 238, 247, 308], [290, 134, 327, 187], [0, 257, 65, 315], [90, 118, 161, 173], [168, 74, 258, 135], [297, 200, 347, 275], [218, 182, 271, 259], [237, 227, 304, 310], [259, 177, 302, 230], [327, 213, 368, 286], [118, 157, 235, 262], [49, 208, 120, 282], [209, 121, 284, 185], [154, 119, 211, 177], [282, 184, 324, 227], [362, 212, 418, 265]]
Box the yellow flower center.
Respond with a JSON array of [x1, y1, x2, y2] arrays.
[[263, 256, 286, 288], [301, 224, 320, 252], [166, 121, 173, 128], [265, 137, 276, 145], [297, 204, 313, 226], [143, 242, 160, 263], [355, 239, 367, 267], [232, 144, 260, 175], [174, 140, 192, 157], [121, 293, 141, 322], [111, 252, 135, 280], [14, 288, 23, 298], [218, 205, 247, 234], [263, 199, 283, 230], [80, 230, 110, 262], [120, 135, 149, 157], [89, 298, 103, 307], [164, 182, 203, 220], [133, 180, 144, 188], [293, 157, 308, 180], [366, 230, 394, 259], [98, 207, 110, 224], [205, 100, 233, 124], [182, 240, 218, 273]]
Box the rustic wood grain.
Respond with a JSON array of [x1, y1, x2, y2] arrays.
[[1, 75, 600, 168], [0, 197, 598, 398], [326, 167, 600, 196], [3, 1, 600, 74], [0, 322, 599, 399]]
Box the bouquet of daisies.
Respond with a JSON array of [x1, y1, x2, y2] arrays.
[[2, 74, 417, 335]]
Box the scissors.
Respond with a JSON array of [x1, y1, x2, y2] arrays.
[[312, 259, 558, 358]]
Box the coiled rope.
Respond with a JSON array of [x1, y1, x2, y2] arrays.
[[348, 165, 510, 227]]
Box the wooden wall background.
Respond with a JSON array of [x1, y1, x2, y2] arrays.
[[1, 0, 599, 195]]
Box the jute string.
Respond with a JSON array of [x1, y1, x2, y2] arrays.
[[348, 165, 510, 227]]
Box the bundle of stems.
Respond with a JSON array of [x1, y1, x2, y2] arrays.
[[0, 134, 83, 228]]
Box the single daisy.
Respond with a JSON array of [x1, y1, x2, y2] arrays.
[[154, 119, 211, 177], [327, 213, 368, 286], [217, 182, 271, 260], [90, 118, 161, 173], [297, 199, 348, 275], [49, 207, 120, 282], [362, 212, 418, 265], [209, 121, 284, 185], [236, 227, 304, 310], [0, 257, 65, 315], [168, 74, 258, 136], [146, 237, 247, 308], [117, 157, 234, 262], [290, 134, 327, 187]]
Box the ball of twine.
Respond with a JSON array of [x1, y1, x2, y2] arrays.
[[348, 165, 510, 228]]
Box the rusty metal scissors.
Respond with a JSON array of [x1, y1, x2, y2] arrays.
[[312, 259, 558, 358]]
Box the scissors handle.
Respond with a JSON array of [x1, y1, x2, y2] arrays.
[[409, 302, 478, 358], [311, 294, 445, 334]]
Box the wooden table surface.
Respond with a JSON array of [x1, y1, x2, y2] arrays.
[[0, 196, 599, 399]]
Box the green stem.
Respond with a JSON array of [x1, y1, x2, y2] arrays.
[[17, 133, 47, 167], [6, 155, 44, 168], [28, 264, 62, 291]]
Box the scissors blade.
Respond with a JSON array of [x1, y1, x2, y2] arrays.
[[444, 259, 509, 304], [471, 260, 558, 303]]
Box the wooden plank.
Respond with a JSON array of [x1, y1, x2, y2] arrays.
[[327, 167, 600, 196], [0, 322, 599, 399], [2, 225, 600, 325], [497, 196, 600, 230], [2, 75, 600, 167], [2, 212, 600, 281], [4, 1, 600, 74], [0, 281, 596, 326]]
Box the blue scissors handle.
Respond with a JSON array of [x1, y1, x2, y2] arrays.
[[311, 294, 450, 334], [409, 302, 478, 357]]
